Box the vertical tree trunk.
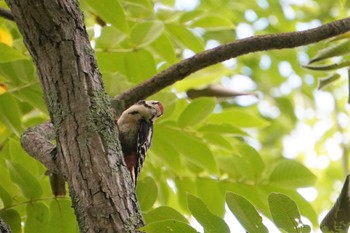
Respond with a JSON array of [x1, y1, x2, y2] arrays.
[[5, 0, 143, 232]]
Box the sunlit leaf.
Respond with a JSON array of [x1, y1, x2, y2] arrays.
[[0, 29, 13, 46], [269, 160, 317, 188], [0, 83, 7, 94], [197, 179, 225, 217], [309, 40, 350, 64], [208, 109, 270, 128], [150, 33, 176, 63], [6, 160, 43, 199], [187, 194, 230, 233], [25, 202, 50, 233], [317, 74, 341, 90], [85, 0, 127, 33], [232, 144, 265, 180], [303, 61, 350, 71], [0, 93, 22, 137], [144, 206, 188, 224], [96, 49, 156, 83], [191, 14, 235, 31], [199, 123, 247, 136], [166, 24, 204, 52], [174, 64, 230, 92], [0, 209, 21, 233], [137, 176, 158, 211], [130, 20, 164, 48], [49, 200, 78, 233], [226, 192, 268, 233], [178, 97, 216, 127], [0, 185, 12, 207], [0, 43, 26, 63], [123, 0, 153, 18], [140, 220, 199, 233], [158, 126, 218, 173], [95, 26, 127, 50], [268, 193, 311, 233]]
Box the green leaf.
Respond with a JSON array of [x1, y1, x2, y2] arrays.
[[8, 138, 43, 177], [12, 84, 47, 113], [151, 132, 182, 172], [178, 97, 216, 127], [0, 185, 12, 207], [0, 43, 27, 63], [49, 200, 78, 233], [137, 176, 158, 211], [268, 193, 311, 233], [166, 24, 204, 52], [122, 0, 153, 18], [25, 202, 50, 233], [303, 61, 350, 71], [232, 144, 266, 180], [144, 206, 188, 224], [85, 0, 127, 33], [309, 40, 350, 64], [191, 14, 235, 31], [317, 74, 341, 90], [196, 179, 225, 217], [96, 49, 156, 83], [0, 60, 37, 85], [208, 109, 270, 128], [0, 209, 21, 233], [269, 160, 317, 188], [222, 182, 270, 217], [6, 160, 43, 199], [174, 64, 230, 92], [199, 123, 247, 136], [226, 192, 268, 233], [130, 20, 164, 48], [150, 33, 176, 63], [174, 178, 197, 212], [187, 194, 230, 233], [158, 126, 218, 173], [140, 220, 199, 233], [0, 93, 22, 137], [95, 26, 127, 50]]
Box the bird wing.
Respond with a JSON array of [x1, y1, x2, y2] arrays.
[[135, 119, 153, 182]]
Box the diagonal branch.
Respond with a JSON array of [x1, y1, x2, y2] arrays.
[[113, 17, 350, 109]]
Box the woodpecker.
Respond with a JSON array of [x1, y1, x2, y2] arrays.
[[117, 100, 164, 185]]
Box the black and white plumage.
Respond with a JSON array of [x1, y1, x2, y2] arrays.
[[117, 100, 164, 185]]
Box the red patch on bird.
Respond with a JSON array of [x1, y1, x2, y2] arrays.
[[158, 102, 164, 115]]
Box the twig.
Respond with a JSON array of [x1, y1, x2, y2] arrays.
[[113, 17, 350, 109], [0, 7, 14, 21]]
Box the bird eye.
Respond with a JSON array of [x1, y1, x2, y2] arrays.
[[128, 111, 139, 115]]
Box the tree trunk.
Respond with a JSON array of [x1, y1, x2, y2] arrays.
[[5, 0, 143, 232]]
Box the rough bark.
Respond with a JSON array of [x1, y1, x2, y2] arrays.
[[5, 0, 143, 232]]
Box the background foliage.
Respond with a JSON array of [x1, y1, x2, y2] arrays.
[[0, 0, 349, 232]]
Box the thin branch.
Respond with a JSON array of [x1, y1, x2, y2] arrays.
[[0, 7, 14, 21], [186, 84, 257, 99], [113, 17, 350, 109]]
